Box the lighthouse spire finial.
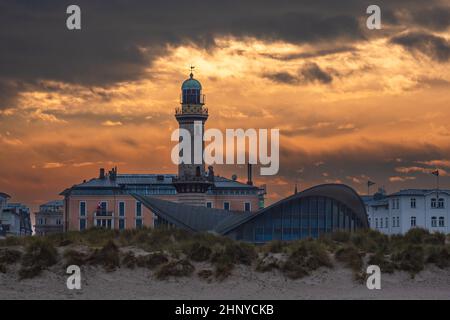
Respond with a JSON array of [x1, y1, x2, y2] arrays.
[[189, 65, 195, 78]]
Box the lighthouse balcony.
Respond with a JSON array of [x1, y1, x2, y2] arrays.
[[175, 107, 208, 116]]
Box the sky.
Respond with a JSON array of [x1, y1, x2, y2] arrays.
[[0, 0, 450, 211]]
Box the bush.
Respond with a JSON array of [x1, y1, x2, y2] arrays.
[[331, 231, 351, 243], [19, 239, 58, 279], [0, 236, 24, 247], [404, 228, 429, 244], [425, 245, 450, 269], [367, 252, 395, 273], [351, 230, 389, 253], [262, 240, 287, 254], [63, 249, 88, 267], [281, 241, 332, 279], [210, 242, 257, 280], [186, 243, 212, 262], [424, 232, 446, 246], [122, 252, 138, 269], [392, 244, 424, 275], [0, 248, 22, 264], [136, 252, 169, 269], [156, 259, 194, 279], [88, 240, 120, 271], [255, 255, 280, 272], [335, 245, 363, 272]]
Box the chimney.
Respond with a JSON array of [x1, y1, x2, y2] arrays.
[[246, 163, 253, 185], [99, 168, 105, 179]]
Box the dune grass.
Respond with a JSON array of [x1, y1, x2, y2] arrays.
[[0, 227, 448, 280]]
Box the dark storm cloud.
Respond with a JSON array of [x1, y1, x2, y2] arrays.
[[261, 46, 357, 61], [264, 62, 334, 85], [264, 72, 299, 85], [300, 62, 333, 84], [274, 141, 450, 194], [0, 0, 448, 108], [412, 6, 450, 32], [390, 32, 450, 62]]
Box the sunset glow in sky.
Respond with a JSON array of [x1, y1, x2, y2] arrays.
[[1, 1, 450, 209]]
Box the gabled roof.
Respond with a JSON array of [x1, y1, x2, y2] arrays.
[[132, 194, 252, 234]]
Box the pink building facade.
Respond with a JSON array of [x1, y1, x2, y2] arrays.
[[61, 172, 265, 231]]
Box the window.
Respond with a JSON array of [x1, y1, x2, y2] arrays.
[[410, 198, 416, 208], [119, 201, 125, 217], [368, 217, 371, 226], [392, 217, 396, 227], [136, 201, 142, 217], [136, 219, 142, 229], [56, 219, 62, 225], [439, 217, 445, 227], [391, 199, 399, 210], [244, 202, 251, 212], [431, 198, 437, 208], [79, 201, 86, 217], [375, 218, 378, 228], [385, 217, 388, 228], [119, 219, 125, 230], [223, 202, 230, 211], [431, 216, 437, 227], [206, 202, 213, 208], [411, 216, 416, 227], [397, 217, 400, 227], [380, 218, 383, 228], [438, 198, 445, 209], [79, 219, 86, 231]]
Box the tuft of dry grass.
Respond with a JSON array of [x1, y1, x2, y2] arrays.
[[63, 249, 89, 267], [19, 239, 58, 279], [0, 248, 22, 264], [156, 259, 194, 279], [87, 240, 120, 272], [185, 243, 212, 262], [335, 245, 363, 272], [281, 241, 332, 279], [136, 252, 169, 269]]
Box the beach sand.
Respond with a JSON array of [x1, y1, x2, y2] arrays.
[[1, 263, 449, 300]]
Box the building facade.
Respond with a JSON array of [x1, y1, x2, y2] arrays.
[[34, 200, 64, 235], [0, 193, 32, 237], [61, 72, 265, 232], [364, 188, 450, 235], [136, 184, 369, 243]]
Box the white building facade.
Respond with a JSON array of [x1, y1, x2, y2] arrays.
[[365, 189, 450, 235], [0, 193, 32, 237]]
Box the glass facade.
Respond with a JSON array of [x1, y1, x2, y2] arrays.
[[231, 196, 365, 243]]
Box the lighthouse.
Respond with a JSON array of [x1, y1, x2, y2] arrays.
[[173, 68, 213, 198]]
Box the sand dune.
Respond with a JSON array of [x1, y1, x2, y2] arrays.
[[1, 263, 449, 300]]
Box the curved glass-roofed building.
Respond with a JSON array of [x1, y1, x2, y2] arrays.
[[134, 184, 368, 243], [224, 184, 368, 242]]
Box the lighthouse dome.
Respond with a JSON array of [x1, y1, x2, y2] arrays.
[[181, 73, 202, 90]]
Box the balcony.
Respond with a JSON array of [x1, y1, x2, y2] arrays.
[[175, 107, 208, 116], [94, 210, 114, 217]]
